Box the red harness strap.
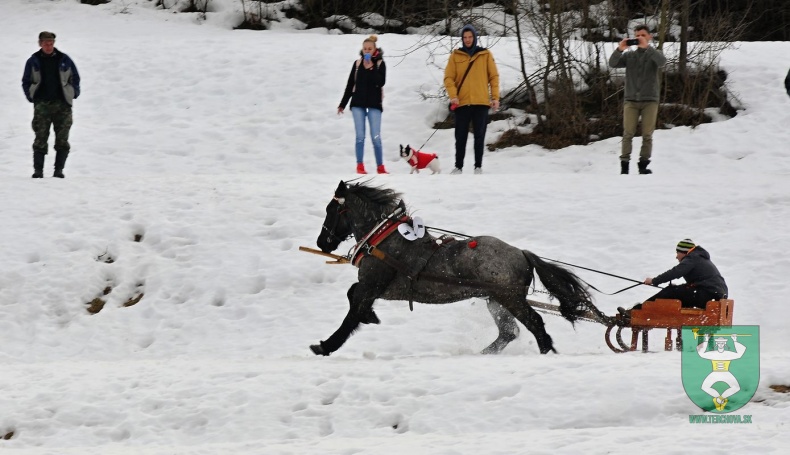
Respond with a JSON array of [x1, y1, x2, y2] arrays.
[[352, 215, 410, 266]]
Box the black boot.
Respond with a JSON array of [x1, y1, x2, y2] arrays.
[[638, 160, 652, 174], [32, 151, 45, 178], [620, 160, 629, 174], [616, 307, 632, 325], [54, 149, 69, 178]]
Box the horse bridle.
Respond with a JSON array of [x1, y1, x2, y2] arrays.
[[322, 197, 350, 245]]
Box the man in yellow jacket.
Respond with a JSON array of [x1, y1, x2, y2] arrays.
[[444, 24, 500, 175]]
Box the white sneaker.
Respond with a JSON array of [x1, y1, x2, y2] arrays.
[[450, 168, 462, 175], [474, 167, 483, 175]]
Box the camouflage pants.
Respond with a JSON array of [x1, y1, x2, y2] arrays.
[[32, 100, 73, 155]]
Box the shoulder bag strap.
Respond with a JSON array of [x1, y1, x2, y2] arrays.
[[456, 57, 476, 94]]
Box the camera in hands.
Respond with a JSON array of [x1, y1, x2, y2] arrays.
[[626, 38, 640, 46]]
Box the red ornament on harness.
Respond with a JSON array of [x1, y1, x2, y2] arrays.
[[468, 240, 478, 249]]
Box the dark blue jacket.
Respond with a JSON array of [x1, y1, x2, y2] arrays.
[[22, 49, 81, 106], [652, 246, 728, 297]]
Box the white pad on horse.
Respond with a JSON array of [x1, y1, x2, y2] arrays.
[[398, 216, 425, 241]]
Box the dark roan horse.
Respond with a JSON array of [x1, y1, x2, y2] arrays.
[[311, 181, 608, 356]]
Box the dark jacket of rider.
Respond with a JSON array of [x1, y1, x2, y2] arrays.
[[651, 246, 728, 298]]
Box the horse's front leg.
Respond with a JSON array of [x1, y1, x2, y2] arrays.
[[310, 283, 363, 356], [311, 268, 393, 356], [335, 282, 379, 324]]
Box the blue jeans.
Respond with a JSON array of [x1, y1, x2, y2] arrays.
[[351, 107, 383, 166]]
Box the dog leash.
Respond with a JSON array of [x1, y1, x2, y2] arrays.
[[418, 127, 441, 150]]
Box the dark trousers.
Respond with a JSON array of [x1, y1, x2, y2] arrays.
[[636, 284, 723, 310], [454, 105, 489, 169]]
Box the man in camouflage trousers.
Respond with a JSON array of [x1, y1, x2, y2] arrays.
[[22, 31, 81, 178]]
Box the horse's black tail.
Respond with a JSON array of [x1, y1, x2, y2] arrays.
[[523, 250, 605, 324]]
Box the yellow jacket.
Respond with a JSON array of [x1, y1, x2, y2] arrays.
[[444, 48, 500, 107]]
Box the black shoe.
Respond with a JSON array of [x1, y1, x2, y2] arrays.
[[620, 161, 629, 174], [638, 160, 652, 174], [32, 170, 44, 178], [53, 169, 65, 178]]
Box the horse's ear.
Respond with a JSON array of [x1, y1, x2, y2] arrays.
[[335, 180, 347, 196]]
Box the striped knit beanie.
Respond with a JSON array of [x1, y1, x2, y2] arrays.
[[676, 239, 696, 253]]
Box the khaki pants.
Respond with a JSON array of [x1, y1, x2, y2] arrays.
[[620, 101, 658, 162]]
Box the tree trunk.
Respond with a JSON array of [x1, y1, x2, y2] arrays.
[[679, 0, 689, 78]]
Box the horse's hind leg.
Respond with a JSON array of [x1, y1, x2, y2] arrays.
[[497, 294, 555, 354], [481, 299, 521, 355]]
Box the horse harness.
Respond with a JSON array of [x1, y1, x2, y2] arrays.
[[344, 204, 441, 309], [345, 202, 531, 310]]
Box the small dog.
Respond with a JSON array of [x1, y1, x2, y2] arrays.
[[399, 144, 441, 174]]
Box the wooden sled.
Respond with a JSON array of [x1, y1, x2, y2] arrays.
[[605, 299, 734, 353]]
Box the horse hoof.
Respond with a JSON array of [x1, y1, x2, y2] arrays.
[[480, 343, 504, 355], [480, 339, 507, 355], [360, 310, 380, 325], [310, 344, 328, 356], [480, 332, 518, 355]]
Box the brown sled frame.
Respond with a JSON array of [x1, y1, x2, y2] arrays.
[[604, 298, 734, 353]]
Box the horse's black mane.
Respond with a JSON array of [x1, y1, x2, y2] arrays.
[[347, 182, 404, 214]]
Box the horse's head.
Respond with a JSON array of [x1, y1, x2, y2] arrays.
[[317, 181, 353, 253]]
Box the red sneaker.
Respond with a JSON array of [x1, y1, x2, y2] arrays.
[[356, 163, 367, 174], [377, 165, 389, 174]]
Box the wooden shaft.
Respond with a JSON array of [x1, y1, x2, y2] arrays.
[[299, 246, 350, 264]]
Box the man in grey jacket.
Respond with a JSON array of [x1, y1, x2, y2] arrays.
[[609, 25, 666, 175], [22, 31, 81, 178]]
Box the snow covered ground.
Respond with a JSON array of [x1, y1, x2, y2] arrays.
[[0, 1, 788, 453]]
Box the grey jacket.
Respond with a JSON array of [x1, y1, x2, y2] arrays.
[[652, 246, 728, 297], [608, 46, 666, 102]]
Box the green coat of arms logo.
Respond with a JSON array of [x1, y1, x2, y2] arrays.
[[681, 326, 759, 413]]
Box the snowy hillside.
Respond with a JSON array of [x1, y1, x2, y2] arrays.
[[0, 1, 788, 453]]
